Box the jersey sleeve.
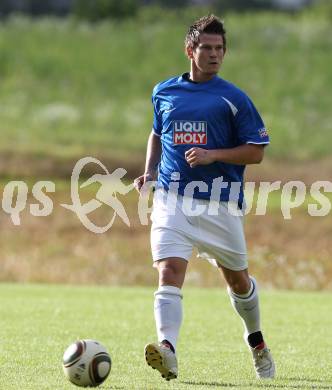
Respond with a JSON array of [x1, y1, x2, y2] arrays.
[[152, 93, 162, 137], [234, 95, 269, 145]]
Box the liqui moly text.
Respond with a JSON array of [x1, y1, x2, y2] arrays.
[[173, 120, 207, 145]]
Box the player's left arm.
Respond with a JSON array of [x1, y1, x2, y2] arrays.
[[185, 144, 264, 168], [186, 92, 269, 167]]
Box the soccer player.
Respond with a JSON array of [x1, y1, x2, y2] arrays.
[[134, 14, 275, 381]]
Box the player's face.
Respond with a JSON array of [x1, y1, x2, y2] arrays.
[[188, 33, 225, 76]]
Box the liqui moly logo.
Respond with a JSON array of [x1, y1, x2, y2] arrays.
[[173, 121, 207, 145]]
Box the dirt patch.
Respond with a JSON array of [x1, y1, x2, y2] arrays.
[[246, 157, 332, 184], [0, 151, 145, 180], [0, 189, 330, 289], [1, 151, 331, 184]]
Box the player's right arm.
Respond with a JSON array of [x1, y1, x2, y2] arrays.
[[134, 132, 161, 192]]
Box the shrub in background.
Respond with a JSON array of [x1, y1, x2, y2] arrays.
[[73, 0, 139, 21]]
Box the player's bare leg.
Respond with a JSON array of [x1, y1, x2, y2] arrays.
[[157, 257, 187, 288], [219, 266, 275, 379], [145, 258, 187, 381]]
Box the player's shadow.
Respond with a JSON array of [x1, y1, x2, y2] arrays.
[[181, 380, 332, 389]]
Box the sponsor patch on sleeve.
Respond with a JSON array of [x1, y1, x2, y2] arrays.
[[258, 127, 269, 138]]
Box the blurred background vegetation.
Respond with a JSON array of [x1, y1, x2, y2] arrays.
[[0, 0, 331, 288], [0, 0, 323, 19], [0, 0, 331, 174]]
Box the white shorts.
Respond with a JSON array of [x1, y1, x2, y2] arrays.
[[150, 189, 247, 271]]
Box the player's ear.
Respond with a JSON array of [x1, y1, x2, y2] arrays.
[[186, 45, 194, 59]]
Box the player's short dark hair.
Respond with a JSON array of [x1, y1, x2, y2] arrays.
[[185, 14, 226, 50]]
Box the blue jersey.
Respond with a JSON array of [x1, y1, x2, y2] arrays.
[[152, 73, 269, 206]]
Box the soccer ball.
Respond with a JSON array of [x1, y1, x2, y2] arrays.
[[62, 339, 111, 387]]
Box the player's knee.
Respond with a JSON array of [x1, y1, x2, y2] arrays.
[[228, 275, 251, 295], [158, 261, 185, 286], [158, 266, 178, 286]]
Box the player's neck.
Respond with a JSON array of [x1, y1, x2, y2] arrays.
[[189, 69, 216, 83]]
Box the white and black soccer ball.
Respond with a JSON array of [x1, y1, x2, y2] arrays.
[[62, 339, 111, 387]]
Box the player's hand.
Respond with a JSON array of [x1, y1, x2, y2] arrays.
[[185, 147, 215, 168], [133, 172, 154, 193]]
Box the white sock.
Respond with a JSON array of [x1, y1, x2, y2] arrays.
[[227, 276, 261, 338], [154, 285, 183, 351]]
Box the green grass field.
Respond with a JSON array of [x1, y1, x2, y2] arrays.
[[1, 284, 332, 390]]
